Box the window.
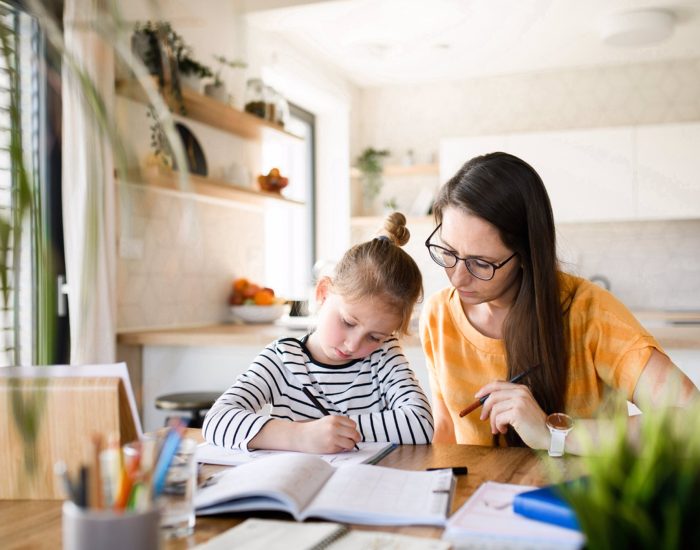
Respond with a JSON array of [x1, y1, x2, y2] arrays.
[[262, 103, 316, 302], [0, 1, 66, 366]]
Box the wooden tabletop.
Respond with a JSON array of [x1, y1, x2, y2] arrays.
[[0, 442, 582, 549]]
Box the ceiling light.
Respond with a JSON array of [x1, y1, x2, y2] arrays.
[[599, 9, 675, 47]]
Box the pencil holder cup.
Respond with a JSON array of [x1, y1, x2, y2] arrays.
[[62, 500, 161, 550], [157, 437, 197, 538]]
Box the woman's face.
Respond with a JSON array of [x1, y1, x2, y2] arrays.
[[438, 206, 522, 307]]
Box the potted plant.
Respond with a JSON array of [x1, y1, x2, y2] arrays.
[[132, 22, 213, 110], [204, 55, 247, 104], [356, 147, 390, 215], [558, 397, 700, 549]]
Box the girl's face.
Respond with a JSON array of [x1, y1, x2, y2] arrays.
[[307, 282, 401, 365], [439, 206, 522, 307]]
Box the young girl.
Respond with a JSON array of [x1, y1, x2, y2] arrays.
[[203, 212, 434, 453]]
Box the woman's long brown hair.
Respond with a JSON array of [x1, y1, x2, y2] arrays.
[[433, 152, 568, 446]]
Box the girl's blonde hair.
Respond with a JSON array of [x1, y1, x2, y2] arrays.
[[330, 212, 422, 335]]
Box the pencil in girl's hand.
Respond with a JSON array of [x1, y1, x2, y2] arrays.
[[302, 386, 360, 451], [302, 386, 331, 415], [459, 364, 541, 418]]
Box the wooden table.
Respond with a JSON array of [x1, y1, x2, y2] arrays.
[[0, 443, 582, 549]]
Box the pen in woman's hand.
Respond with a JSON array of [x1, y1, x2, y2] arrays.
[[302, 386, 360, 450], [459, 364, 541, 418]]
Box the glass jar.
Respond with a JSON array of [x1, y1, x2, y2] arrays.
[[264, 85, 277, 123], [244, 78, 266, 119], [275, 93, 289, 128]]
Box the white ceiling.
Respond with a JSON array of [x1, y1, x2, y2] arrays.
[[244, 0, 700, 87]]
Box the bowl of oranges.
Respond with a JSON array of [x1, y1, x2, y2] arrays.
[[229, 278, 289, 324]]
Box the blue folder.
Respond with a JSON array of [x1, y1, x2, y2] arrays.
[[513, 481, 582, 531]]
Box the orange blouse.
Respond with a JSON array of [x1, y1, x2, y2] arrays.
[[420, 272, 663, 446]]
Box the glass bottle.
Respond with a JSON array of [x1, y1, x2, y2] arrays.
[[244, 78, 266, 119], [264, 85, 277, 122], [275, 93, 289, 128]]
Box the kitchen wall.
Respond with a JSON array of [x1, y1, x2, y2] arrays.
[[355, 58, 700, 163], [353, 58, 700, 311], [116, 1, 357, 332]]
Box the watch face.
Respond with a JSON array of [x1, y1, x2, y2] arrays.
[[546, 412, 573, 431]]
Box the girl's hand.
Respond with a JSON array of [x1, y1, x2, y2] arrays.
[[476, 381, 549, 450], [296, 415, 361, 454]]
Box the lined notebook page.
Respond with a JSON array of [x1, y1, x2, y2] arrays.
[[194, 518, 450, 550]]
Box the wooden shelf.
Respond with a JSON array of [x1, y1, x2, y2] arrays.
[[121, 166, 305, 208], [350, 214, 433, 227], [350, 163, 438, 178], [115, 79, 303, 141]]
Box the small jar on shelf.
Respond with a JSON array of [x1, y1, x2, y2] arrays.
[[264, 84, 278, 123], [244, 78, 266, 119], [274, 93, 289, 128]]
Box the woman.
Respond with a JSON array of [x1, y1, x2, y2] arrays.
[[420, 152, 698, 454]]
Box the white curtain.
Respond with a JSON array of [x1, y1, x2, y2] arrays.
[[62, 0, 117, 364]]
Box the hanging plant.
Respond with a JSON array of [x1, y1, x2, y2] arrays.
[[356, 147, 390, 201], [132, 21, 214, 113]]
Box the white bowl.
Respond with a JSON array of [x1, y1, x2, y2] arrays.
[[230, 304, 289, 324]]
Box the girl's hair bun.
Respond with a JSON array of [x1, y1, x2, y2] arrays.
[[379, 211, 410, 247]]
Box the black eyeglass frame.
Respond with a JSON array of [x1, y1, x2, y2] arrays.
[[424, 224, 517, 281]]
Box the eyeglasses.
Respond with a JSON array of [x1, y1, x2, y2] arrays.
[[424, 224, 517, 281]]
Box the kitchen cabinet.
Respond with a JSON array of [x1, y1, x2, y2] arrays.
[[636, 122, 700, 219], [115, 79, 304, 208], [439, 122, 700, 222]]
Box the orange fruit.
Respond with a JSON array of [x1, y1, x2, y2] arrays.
[[243, 284, 261, 298], [254, 289, 275, 305], [233, 278, 249, 292]]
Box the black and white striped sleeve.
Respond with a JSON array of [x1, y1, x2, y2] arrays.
[[350, 341, 434, 444], [202, 344, 282, 451]]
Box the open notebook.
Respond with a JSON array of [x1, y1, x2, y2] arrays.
[[195, 453, 453, 526], [195, 518, 451, 550], [195, 441, 396, 467]]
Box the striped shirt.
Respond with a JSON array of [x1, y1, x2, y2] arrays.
[[203, 336, 434, 450], [421, 272, 663, 446]]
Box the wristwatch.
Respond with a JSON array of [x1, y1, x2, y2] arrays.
[[546, 413, 574, 457]]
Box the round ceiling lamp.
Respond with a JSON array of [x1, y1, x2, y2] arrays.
[[599, 9, 675, 47]]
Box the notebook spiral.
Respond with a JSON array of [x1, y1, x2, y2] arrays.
[[309, 524, 350, 549]]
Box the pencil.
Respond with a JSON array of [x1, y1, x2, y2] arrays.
[[302, 386, 359, 451], [459, 364, 541, 418]]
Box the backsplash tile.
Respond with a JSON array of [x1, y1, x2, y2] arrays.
[[558, 219, 700, 311], [117, 184, 265, 331]]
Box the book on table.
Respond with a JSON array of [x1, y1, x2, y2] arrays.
[[442, 481, 585, 550], [194, 453, 454, 526], [195, 440, 396, 467], [512, 479, 583, 530], [194, 518, 451, 550]]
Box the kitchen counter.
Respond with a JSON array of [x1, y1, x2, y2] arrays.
[[118, 323, 424, 347], [117, 311, 700, 350]]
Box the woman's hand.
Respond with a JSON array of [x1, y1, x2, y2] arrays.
[[476, 381, 549, 450], [295, 415, 361, 454]]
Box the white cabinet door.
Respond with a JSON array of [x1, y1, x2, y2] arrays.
[[636, 122, 700, 220], [508, 128, 636, 223], [439, 135, 510, 183], [440, 129, 637, 223]]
